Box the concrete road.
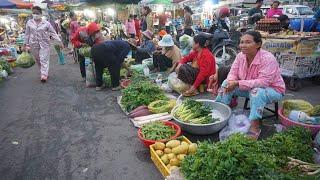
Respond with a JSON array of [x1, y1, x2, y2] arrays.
[[0, 50, 319, 180]]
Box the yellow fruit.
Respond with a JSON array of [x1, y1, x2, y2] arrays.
[[155, 150, 164, 157], [161, 154, 169, 165], [181, 141, 189, 146], [172, 144, 188, 155], [154, 142, 165, 150], [164, 148, 172, 154], [166, 140, 180, 148], [167, 153, 175, 160], [177, 154, 187, 161], [180, 143, 189, 154], [170, 158, 180, 166], [188, 143, 198, 154]]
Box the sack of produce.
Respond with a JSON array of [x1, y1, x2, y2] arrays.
[[16, 52, 35, 68], [148, 100, 176, 114], [86, 63, 96, 87], [283, 99, 313, 117], [79, 46, 91, 57], [168, 72, 189, 94]]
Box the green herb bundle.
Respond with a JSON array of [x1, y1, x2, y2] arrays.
[[121, 81, 168, 112], [181, 127, 315, 180], [141, 122, 176, 141]]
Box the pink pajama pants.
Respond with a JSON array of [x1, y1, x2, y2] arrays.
[[30, 45, 50, 78]]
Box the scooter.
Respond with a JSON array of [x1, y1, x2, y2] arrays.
[[199, 24, 238, 68]]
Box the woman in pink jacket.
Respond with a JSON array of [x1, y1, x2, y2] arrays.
[[24, 6, 63, 82], [215, 31, 286, 139], [125, 14, 136, 38]]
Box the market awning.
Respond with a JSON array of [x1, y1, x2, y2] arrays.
[[0, 0, 16, 8], [140, 0, 172, 4], [9, 0, 33, 9]]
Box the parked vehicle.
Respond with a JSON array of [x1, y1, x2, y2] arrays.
[[282, 5, 315, 19]]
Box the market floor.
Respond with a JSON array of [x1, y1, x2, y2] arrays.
[[0, 50, 320, 180]]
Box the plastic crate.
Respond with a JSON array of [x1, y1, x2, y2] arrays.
[[149, 136, 192, 177]]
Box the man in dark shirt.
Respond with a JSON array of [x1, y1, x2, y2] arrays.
[[91, 40, 131, 91], [248, 0, 264, 25]]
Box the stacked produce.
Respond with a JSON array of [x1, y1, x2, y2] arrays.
[[121, 81, 168, 112], [255, 18, 281, 34], [148, 100, 176, 114], [141, 122, 176, 141], [181, 127, 315, 179], [173, 99, 219, 124], [153, 139, 198, 172], [16, 52, 35, 68]]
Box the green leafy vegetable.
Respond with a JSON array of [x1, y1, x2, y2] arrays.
[[141, 122, 176, 141], [174, 99, 218, 124], [121, 81, 168, 112], [181, 127, 315, 180]]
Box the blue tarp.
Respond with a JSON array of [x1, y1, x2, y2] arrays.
[[0, 0, 16, 8]]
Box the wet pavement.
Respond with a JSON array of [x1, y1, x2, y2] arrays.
[[0, 49, 319, 180]]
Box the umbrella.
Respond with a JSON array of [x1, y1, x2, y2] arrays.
[[10, 0, 33, 9], [0, 0, 16, 8]]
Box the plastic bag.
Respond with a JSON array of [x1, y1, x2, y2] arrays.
[[161, 83, 173, 93], [16, 52, 35, 68], [219, 114, 251, 141], [86, 63, 96, 87], [0, 70, 8, 78], [167, 72, 189, 94]]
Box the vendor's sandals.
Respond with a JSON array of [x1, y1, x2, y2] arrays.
[[112, 86, 122, 91], [246, 129, 262, 140], [40, 76, 48, 83]]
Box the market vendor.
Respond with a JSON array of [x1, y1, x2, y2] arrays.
[[215, 31, 286, 139], [24, 6, 63, 83], [71, 22, 103, 81], [175, 34, 216, 96], [152, 34, 181, 72], [91, 40, 131, 91], [266, 1, 283, 18], [132, 30, 156, 64]]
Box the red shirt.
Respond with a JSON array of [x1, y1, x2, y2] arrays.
[[70, 20, 80, 36], [179, 48, 216, 88], [71, 27, 86, 48], [134, 19, 140, 34]]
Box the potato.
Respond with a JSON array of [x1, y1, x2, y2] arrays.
[[181, 141, 189, 146], [161, 154, 169, 165], [166, 140, 180, 148], [167, 153, 175, 160], [172, 144, 188, 155], [155, 150, 164, 157], [177, 154, 187, 161], [180, 143, 189, 154], [166, 164, 171, 170], [170, 158, 180, 166], [154, 142, 165, 150], [164, 148, 172, 154], [188, 143, 198, 154], [170, 166, 178, 171]]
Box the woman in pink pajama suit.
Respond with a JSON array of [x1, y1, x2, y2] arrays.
[[24, 6, 63, 82]]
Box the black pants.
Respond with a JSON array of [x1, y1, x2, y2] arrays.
[[76, 49, 86, 78], [183, 28, 193, 36], [91, 46, 121, 88], [129, 34, 135, 38], [133, 49, 151, 64], [153, 54, 172, 71]]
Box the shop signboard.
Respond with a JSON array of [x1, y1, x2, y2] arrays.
[[262, 37, 320, 78]]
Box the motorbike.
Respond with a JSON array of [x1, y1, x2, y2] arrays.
[[199, 23, 238, 68]]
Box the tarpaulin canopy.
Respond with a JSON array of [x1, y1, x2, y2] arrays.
[[10, 0, 33, 9], [0, 0, 16, 8], [140, 0, 171, 4], [84, 0, 141, 4]]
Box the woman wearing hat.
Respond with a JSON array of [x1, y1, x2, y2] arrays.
[[132, 30, 156, 63], [153, 34, 182, 72]]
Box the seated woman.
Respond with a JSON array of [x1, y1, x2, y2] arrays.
[[215, 31, 286, 139], [175, 34, 216, 96], [132, 30, 156, 63], [153, 34, 182, 72]]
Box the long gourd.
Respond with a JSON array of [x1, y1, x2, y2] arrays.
[[134, 112, 169, 121]]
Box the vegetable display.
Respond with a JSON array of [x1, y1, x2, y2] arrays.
[[16, 52, 35, 68], [181, 127, 314, 179], [153, 139, 197, 172], [131, 112, 172, 127], [78, 46, 91, 57], [103, 68, 128, 87], [283, 99, 313, 117], [308, 105, 320, 117], [141, 122, 176, 141], [0, 58, 12, 74], [121, 81, 168, 112], [173, 99, 218, 124], [148, 100, 176, 114]]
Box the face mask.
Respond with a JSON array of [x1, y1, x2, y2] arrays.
[[32, 14, 42, 20]]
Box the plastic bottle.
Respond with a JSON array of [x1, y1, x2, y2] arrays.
[[289, 110, 315, 123]]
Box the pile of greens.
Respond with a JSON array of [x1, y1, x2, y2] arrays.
[[0, 58, 12, 75], [174, 99, 218, 124], [121, 81, 168, 112], [141, 122, 176, 141], [181, 127, 315, 180], [102, 68, 128, 87]]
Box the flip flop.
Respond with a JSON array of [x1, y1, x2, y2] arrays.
[[246, 129, 261, 140]]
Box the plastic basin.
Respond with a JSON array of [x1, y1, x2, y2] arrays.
[[278, 108, 320, 135], [137, 121, 181, 147]]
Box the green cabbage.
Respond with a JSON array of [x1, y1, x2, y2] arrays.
[[16, 52, 35, 68]]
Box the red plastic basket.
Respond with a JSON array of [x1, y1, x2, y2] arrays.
[[278, 108, 320, 135], [137, 121, 181, 148]]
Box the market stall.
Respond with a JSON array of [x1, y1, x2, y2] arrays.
[[261, 31, 320, 91]]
